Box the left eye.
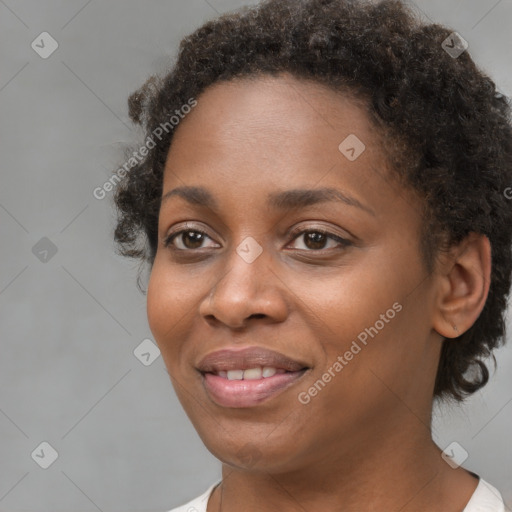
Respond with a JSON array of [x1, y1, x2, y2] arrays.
[[163, 228, 350, 252], [288, 229, 351, 251]]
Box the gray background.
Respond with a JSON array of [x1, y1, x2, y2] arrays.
[[0, 0, 511, 510]]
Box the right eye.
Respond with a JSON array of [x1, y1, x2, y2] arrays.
[[163, 228, 220, 251]]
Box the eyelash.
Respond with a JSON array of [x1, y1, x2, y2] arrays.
[[163, 226, 351, 253]]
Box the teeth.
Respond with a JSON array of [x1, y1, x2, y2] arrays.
[[226, 370, 244, 380], [220, 367, 285, 380], [243, 367, 262, 380], [262, 367, 277, 378]]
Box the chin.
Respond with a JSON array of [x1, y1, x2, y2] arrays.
[[197, 427, 307, 473]]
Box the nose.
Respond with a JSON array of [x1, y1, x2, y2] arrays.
[[198, 241, 288, 329]]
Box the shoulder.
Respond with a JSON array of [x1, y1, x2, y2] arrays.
[[463, 478, 505, 512], [164, 480, 221, 512]]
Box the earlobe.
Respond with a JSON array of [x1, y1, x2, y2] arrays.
[[432, 233, 491, 339]]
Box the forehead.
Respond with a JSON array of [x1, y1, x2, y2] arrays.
[[170, 73, 378, 150], [164, 73, 388, 185]]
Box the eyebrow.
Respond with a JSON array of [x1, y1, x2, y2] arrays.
[[160, 185, 375, 216]]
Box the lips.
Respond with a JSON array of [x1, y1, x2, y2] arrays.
[[196, 346, 311, 408], [196, 346, 309, 374]]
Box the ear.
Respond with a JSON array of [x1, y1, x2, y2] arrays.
[[432, 233, 491, 339]]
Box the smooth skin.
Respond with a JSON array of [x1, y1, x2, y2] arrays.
[[146, 73, 491, 512]]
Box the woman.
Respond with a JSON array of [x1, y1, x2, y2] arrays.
[[112, 0, 511, 510]]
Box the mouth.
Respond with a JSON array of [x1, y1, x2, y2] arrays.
[[199, 367, 309, 408], [203, 366, 302, 379], [196, 346, 311, 408]]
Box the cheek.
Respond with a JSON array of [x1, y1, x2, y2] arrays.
[[301, 255, 415, 387], [147, 257, 196, 328], [310, 271, 431, 422], [146, 261, 193, 361], [146, 263, 168, 340], [307, 266, 398, 345], [294, 303, 408, 440]]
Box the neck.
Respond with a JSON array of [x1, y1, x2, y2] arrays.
[[207, 417, 478, 512]]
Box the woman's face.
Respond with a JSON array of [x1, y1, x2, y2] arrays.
[[147, 73, 443, 472]]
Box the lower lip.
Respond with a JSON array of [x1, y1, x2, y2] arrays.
[[201, 370, 308, 408]]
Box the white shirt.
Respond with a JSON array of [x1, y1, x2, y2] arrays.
[[165, 477, 505, 512]]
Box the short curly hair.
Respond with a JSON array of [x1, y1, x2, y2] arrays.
[[112, 0, 512, 402]]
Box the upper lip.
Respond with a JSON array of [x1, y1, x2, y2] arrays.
[[196, 346, 309, 373]]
